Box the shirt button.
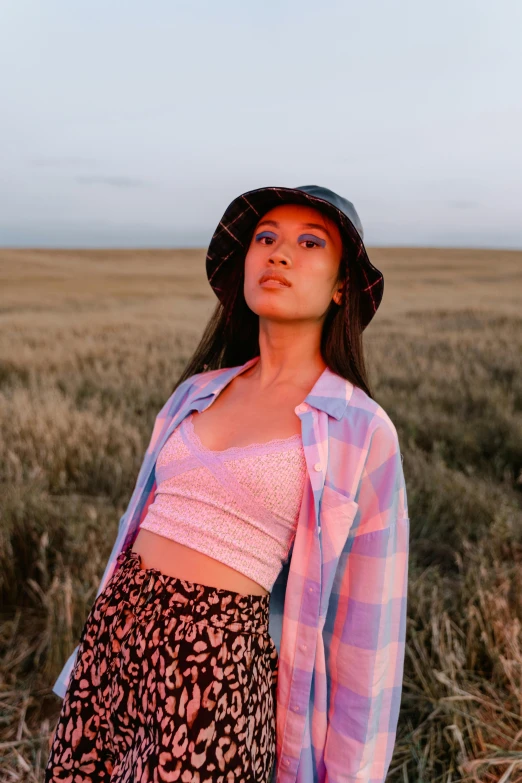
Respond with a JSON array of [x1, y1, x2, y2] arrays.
[[283, 758, 290, 767], [300, 644, 307, 652], [314, 462, 321, 471], [308, 586, 314, 593], [293, 704, 300, 712]]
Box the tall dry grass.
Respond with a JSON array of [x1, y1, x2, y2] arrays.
[[0, 248, 521, 781]]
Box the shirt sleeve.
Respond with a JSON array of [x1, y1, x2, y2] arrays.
[[51, 374, 198, 700], [324, 421, 410, 782]]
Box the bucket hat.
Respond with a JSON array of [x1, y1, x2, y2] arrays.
[[206, 185, 384, 329]]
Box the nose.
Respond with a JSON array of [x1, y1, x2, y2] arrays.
[[268, 243, 292, 265]]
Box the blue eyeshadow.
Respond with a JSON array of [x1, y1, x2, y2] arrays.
[[255, 231, 326, 247]]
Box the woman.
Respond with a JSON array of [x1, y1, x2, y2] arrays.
[[46, 185, 410, 783]]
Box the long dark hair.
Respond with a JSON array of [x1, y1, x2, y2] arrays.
[[171, 215, 375, 400]]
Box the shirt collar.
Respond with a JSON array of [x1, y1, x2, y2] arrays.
[[188, 355, 354, 421]]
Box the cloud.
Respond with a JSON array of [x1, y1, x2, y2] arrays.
[[74, 175, 148, 188]]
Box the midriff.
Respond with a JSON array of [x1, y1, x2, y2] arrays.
[[131, 528, 270, 596]]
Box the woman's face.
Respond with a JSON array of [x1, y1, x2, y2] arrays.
[[243, 203, 345, 323]]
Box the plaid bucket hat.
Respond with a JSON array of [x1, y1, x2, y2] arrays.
[[206, 185, 384, 330]]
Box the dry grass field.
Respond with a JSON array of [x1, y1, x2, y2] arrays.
[[1, 246, 521, 781]]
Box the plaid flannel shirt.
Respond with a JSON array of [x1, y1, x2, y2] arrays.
[[53, 355, 410, 783]]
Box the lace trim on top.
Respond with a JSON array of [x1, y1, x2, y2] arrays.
[[185, 412, 302, 457]]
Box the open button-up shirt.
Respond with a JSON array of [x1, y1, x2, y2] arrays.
[[53, 355, 410, 783]]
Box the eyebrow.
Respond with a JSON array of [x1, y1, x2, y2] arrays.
[[255, 219, 333, 242]]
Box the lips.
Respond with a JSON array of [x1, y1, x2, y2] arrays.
[[259, 272, 291, 286]]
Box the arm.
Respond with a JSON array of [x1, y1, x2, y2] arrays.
[[324, 421, 410, 782]]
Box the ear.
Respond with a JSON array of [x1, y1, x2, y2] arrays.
[[332, 281, 344, 305]]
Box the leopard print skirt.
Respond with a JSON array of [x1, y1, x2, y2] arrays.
[[45, 544, 279, 783]]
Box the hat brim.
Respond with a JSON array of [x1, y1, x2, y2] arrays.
[[206, 186, 383, 328]]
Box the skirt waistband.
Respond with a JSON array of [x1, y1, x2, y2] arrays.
[[112, 544, 271, 635]]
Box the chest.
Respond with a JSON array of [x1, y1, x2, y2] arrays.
[[190, 380, 304, 451]]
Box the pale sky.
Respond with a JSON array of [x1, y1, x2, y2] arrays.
[[1, 0, 521, 249]]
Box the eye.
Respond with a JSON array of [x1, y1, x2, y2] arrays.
[[254, 231, 326, 248], [298, 233, 326, 249], [255, 233, 276, 245]]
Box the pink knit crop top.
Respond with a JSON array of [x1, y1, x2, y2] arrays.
[[139, 412, 307, 591]]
